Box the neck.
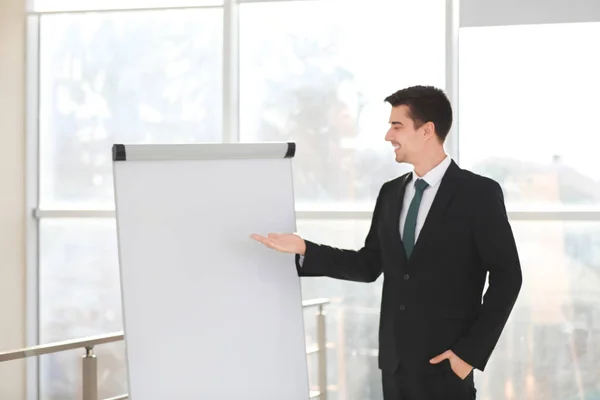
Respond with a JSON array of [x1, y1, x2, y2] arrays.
[[412, 148, 447, 177]]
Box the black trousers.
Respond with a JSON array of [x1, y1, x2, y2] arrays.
[[382, 361, 477, 400]]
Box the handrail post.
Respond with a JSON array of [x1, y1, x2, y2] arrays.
[[316, 304, 327, 400], [82, 346, 98, 400]]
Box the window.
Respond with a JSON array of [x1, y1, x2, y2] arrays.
[[37, 7, 222, 399], [239, 2, 446, 399], [459, 22, 600, 209], [459, 20, 600, 400], [479, 221, 600, 400], [39, 219, 123, 399], [297, 219, 383, 399], [39, 8, 223, 209], [239, 0, 446, 211]]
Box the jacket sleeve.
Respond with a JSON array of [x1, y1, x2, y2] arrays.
[[451, 179, 523, 371], [294, 183, 386, 283]]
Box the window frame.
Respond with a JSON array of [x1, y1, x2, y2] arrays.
[[25, 13, 41, 400]]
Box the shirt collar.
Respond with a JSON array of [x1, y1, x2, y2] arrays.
[[411, 155, 451, 188]]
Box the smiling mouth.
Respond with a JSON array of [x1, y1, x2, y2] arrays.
[[393, 144, 401, 150]]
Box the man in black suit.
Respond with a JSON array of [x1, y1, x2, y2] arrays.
[[252, 85, 522, 400]]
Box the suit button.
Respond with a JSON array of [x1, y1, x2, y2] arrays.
[[399, 305, 406, 311], [404, 274, 410, 280]]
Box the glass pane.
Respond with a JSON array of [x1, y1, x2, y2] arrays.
[[240, 0, 446, 211], [480, 221, 600, 400], [39, 9, 223, 209], [39, 219, 124, 400], [459, 23, 600, 209], [297, 219, 600, 400], [32, 0, 222, 12], [297, 219, 383, 400]]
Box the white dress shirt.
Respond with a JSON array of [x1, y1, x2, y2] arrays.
[[400, 155, 452, 243]]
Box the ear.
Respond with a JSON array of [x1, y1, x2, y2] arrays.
[[422, 121, 436, 140]]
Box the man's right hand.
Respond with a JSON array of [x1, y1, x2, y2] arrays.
[[250, 233, 306, 256]]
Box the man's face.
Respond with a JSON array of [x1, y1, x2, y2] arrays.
[[385, 105, 426, 164]]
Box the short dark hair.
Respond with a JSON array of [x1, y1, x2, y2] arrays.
[[384, 85, 453, 142]]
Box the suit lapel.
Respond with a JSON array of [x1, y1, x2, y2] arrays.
[[408, 160, 461, 263]]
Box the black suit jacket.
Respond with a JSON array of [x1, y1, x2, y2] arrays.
[[296, 160, 522, 375]]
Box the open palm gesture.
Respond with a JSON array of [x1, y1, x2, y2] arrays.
[[251, 233, 306, 255]]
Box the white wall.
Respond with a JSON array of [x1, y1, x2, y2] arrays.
[[461, 0, 600, 27], [0, 0, 27, 396]]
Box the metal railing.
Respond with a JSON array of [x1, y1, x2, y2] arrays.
[[0, 298, 330, 400]]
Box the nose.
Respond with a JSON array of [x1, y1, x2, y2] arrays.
[[384, 129, 394, 142]]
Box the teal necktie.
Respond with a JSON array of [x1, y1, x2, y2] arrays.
[[402, 178, 429, 258]]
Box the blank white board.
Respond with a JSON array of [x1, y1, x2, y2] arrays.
[[112, 142, 309, 400]]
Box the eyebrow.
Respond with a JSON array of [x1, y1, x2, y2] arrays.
[[390, 121, 403, 126]]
